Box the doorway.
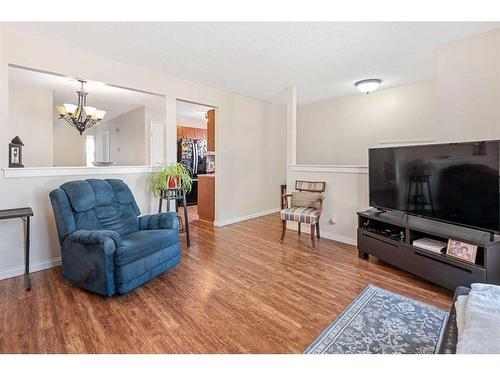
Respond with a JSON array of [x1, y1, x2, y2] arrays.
[[176, 99, 216, 224], [96, 131, 110, 162], [150, 121, 165, 166]]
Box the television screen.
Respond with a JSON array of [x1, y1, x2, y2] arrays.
[[369, 141, 500, 233]]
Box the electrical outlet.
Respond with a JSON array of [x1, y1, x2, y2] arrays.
[[329, 214, 337, 225]]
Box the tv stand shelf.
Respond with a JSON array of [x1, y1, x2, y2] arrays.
[[357, 209, 500, 290]]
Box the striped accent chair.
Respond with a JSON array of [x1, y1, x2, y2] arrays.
[[280, 180, 326, 249]]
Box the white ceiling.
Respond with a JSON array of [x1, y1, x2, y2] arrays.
[[176, 100, 213, 128], [2, 22, 500, 104], [8, 66, 165, 120]]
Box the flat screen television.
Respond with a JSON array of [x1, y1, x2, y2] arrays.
[[369, 140, 500, 233]]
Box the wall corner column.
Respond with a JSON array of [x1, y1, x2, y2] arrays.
[[286, 86, 297, 168]]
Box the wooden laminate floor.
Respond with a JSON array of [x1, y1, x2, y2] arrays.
[[0, 214, 453, 353]]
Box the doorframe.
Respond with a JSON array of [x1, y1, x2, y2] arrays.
[[175, 98, 218, 225], [150, 120, 165, 166]]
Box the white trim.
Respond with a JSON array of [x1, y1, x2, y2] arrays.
[[0, 257, 62, 281], [150, 121, 165, 166], [2, 165, 153, 178], [320, 230, 357, 246], [287, 225, 357, 246], [376, 138, 437, 146], [289, 164, 368, 174], [214, 208, 280, 227]]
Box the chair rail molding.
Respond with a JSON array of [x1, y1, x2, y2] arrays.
[[289, 164, 368, 174], [2, 166, 154, 178]]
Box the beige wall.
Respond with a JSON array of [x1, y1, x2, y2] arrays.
[[8, 85, 53, 166], [287, 167, 368, 245], [297, 80, 438, 165], [289, 28, 500, 245], [53, 106, 87, 167], [436, 28, 500, 142], [0, 30, 286, 279], [97, 106, 147, 166], [296, 28, 500, 168]]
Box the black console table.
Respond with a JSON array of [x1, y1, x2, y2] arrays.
[[0, 207, 33, 291], [158, 188, 190, 247], [357, 209, 500, 291]]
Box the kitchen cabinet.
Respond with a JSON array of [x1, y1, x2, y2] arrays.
[[177, 126, 184, 139], [177, 126, 207, 141], [195, 128, 207, 140], [207, 109, 215, 152], [198, 174, 215, 222], [183, 127, 196, 139]]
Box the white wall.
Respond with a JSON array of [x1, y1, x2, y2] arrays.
[[8, 85, 53, 167], [288, 28, 500, 245], [97, 106, 147, 166], [0, 30, 286, 279]]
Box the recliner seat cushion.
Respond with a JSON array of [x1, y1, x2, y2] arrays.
[[114, 243, 180, 286], [115, 229, 179, 266]]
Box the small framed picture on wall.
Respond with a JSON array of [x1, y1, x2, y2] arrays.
[[446, 239, 478, 264]]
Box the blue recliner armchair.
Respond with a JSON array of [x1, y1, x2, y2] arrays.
[[49, 178, 181, 296]]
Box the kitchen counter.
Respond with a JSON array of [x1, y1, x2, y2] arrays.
[[198, 174, 215, 222]]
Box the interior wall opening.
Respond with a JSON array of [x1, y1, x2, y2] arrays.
[[176, 99, 216, 225], [7, 64, 166, 168]]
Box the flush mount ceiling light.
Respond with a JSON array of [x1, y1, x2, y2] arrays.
[[355, 79, 382, 94], [56, 80, 106, 135]]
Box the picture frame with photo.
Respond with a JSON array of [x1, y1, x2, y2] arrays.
[[446, 239, 478, 264]]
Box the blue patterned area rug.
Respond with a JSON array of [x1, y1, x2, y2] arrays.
[[305, 284, 448, 354]]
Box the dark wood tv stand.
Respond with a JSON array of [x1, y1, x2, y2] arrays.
[[357, 209, 500, 290]]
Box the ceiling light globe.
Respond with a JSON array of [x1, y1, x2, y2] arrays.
[[355, 79, 382, 94]]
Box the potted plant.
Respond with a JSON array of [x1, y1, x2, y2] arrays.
[[150, 162, 193, 197]]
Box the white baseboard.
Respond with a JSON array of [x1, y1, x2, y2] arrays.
[[214, 208, 281, 227], [0, 257, 62, 281], [320, 230, 357, 246], [287, 224, 357, 246]]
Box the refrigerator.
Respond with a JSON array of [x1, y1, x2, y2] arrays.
[[177, 138, 207, 205]]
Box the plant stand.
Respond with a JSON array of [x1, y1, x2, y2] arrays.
[[158, 188, 191, 247]]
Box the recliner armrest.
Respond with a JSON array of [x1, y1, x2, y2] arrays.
[[139, 212, 179, 230], [62, 229, 121, 296], [65, 230, 121, 252]]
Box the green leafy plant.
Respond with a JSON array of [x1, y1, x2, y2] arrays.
[[150, 162, 193, 197]]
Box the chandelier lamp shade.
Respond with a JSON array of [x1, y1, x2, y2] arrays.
[[56, 80, 106, 135]]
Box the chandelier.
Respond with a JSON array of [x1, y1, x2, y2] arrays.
[[56, 80, 106, 135]]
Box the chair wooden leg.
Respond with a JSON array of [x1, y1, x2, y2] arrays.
[[316, 222, 320, 239], [310, 224, 316, 249], [280, 220, 287, 243], [297, 222, 301, 236]]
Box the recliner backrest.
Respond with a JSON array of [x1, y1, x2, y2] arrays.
[[50, 178, 141, 244]]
